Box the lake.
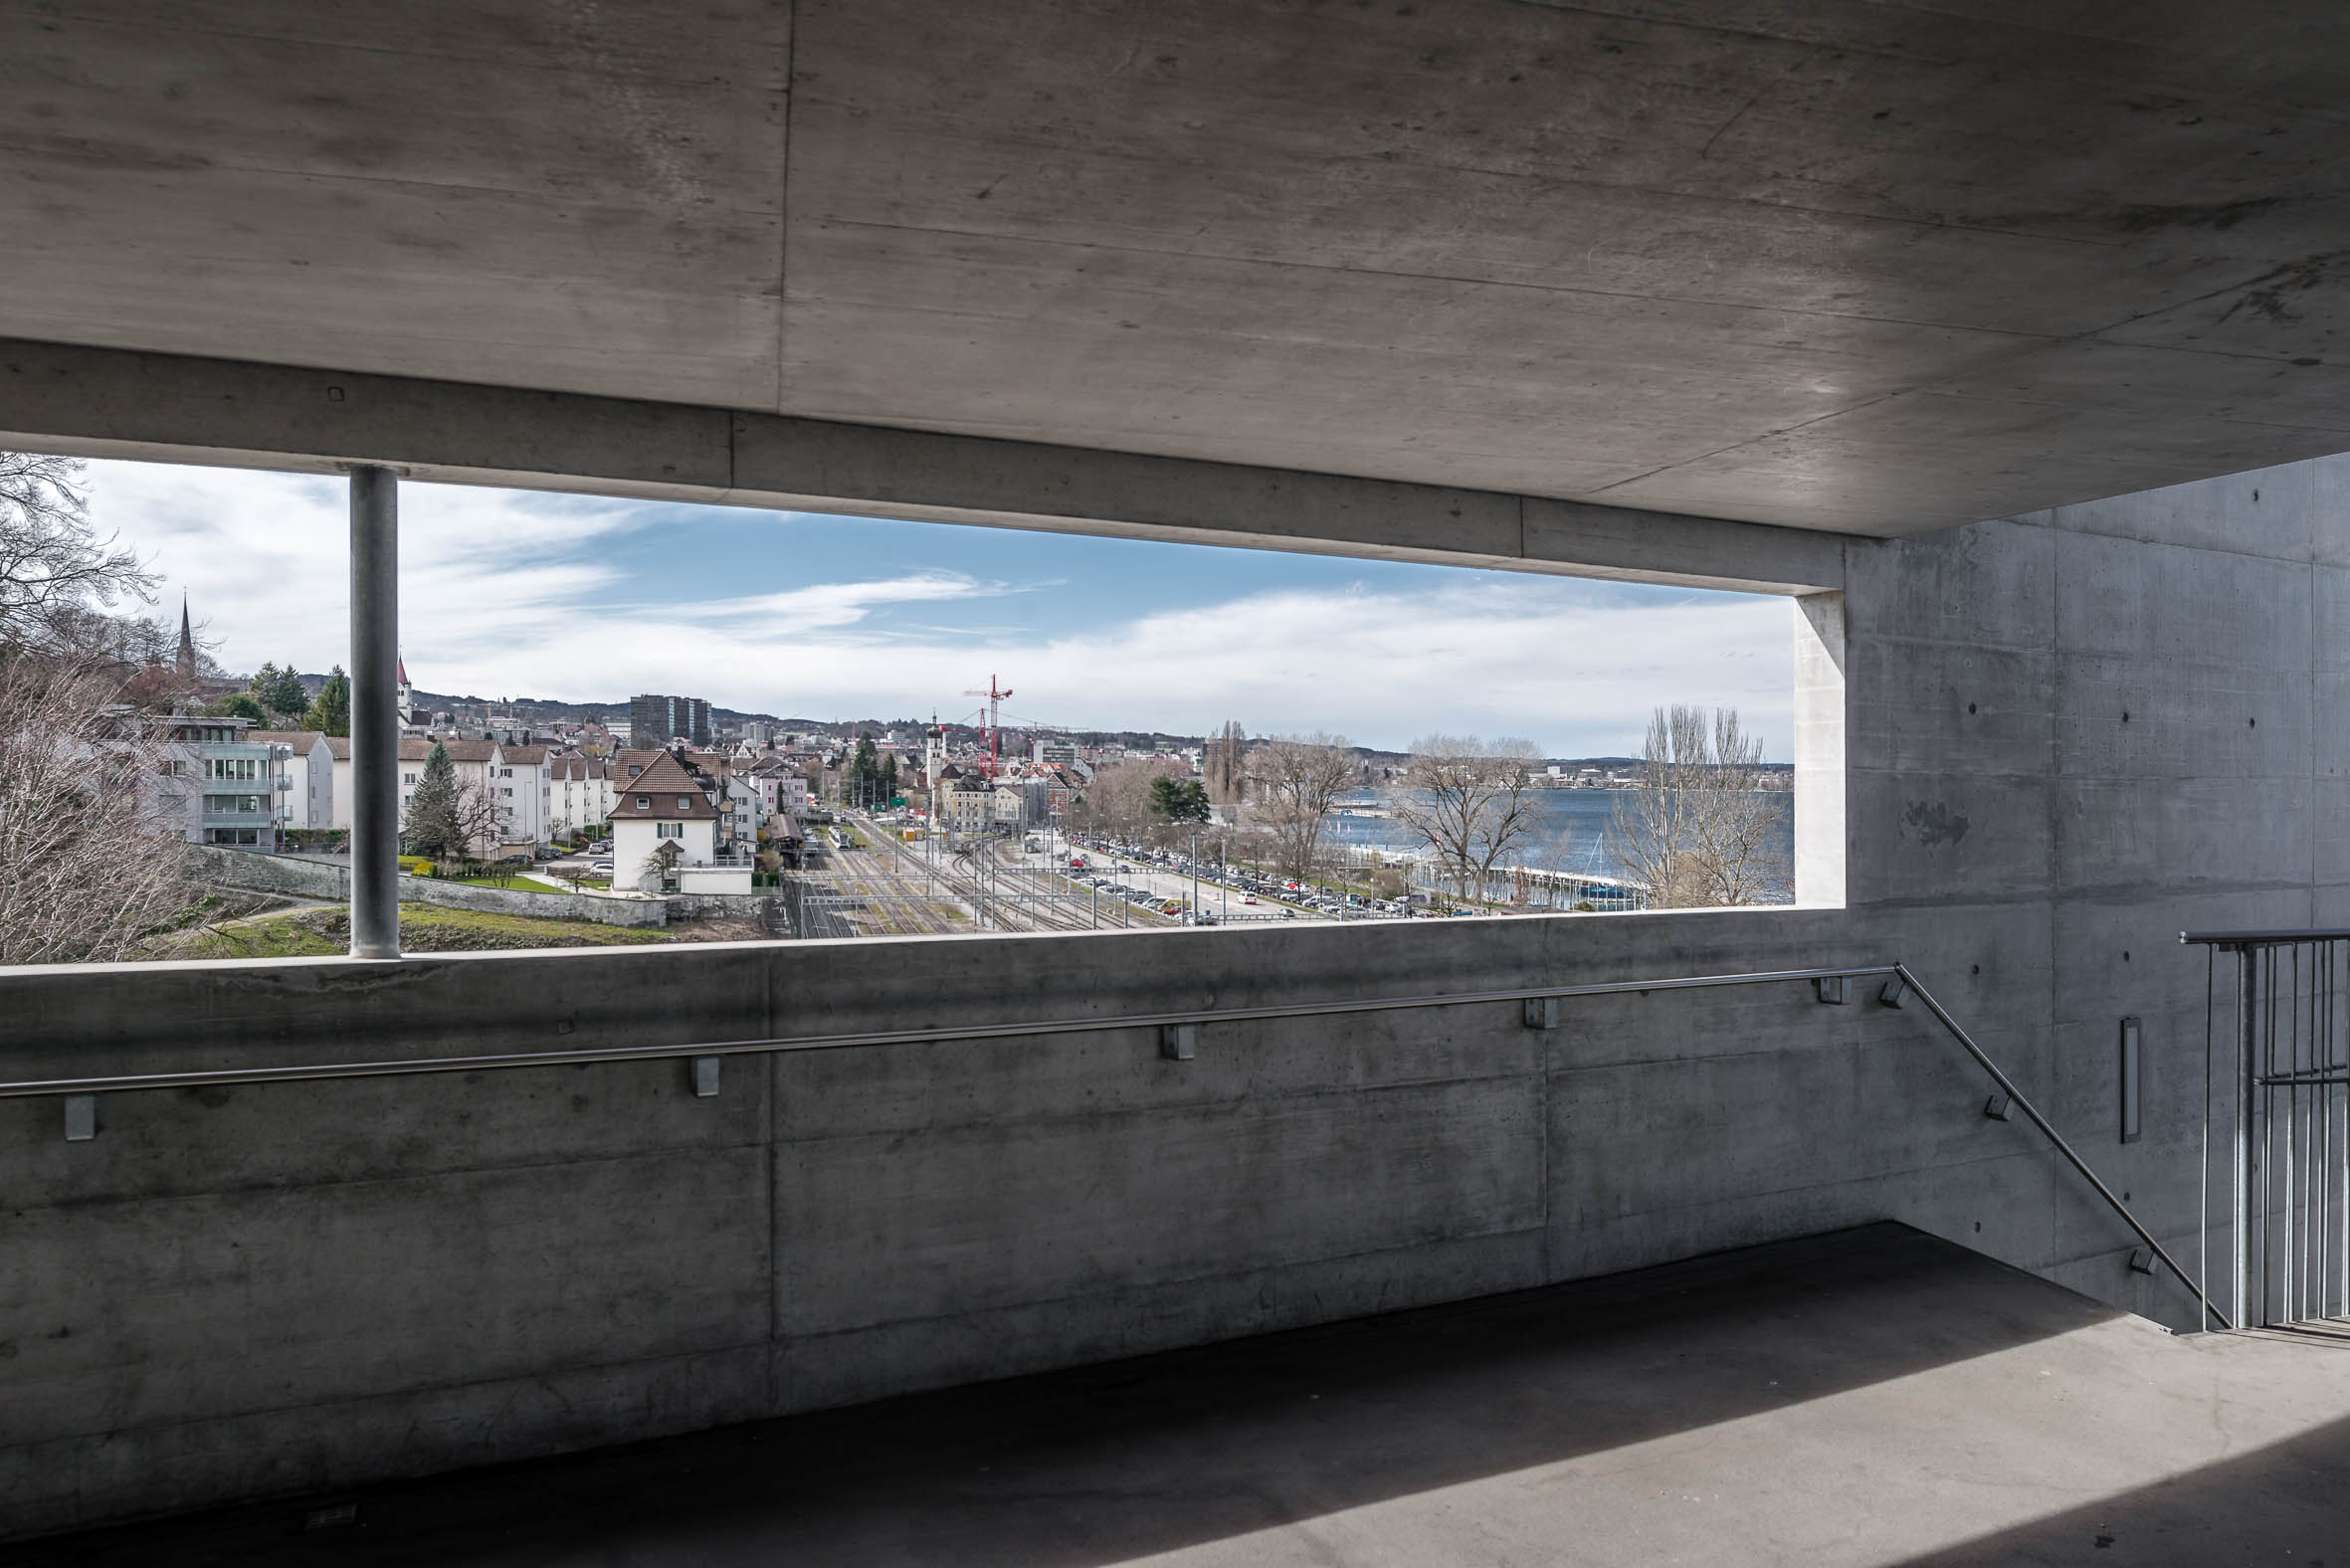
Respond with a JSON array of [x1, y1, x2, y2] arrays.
[[1322, 788, 1796, 899]]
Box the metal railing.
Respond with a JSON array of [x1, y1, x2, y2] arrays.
[[2182, 928, 2350, 1331], [3, 960, 2211, 1323]]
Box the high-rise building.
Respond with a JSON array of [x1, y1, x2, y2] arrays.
[[630, 693, 711, 748]]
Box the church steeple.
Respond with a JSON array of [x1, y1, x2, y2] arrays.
[[174, 594, 197, 681]]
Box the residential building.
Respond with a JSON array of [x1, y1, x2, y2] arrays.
[[628, 692, 710, 749], [104, 704, 200, 841], [941, 776, 993, 834], [612, 748, 667, 786], [490, 743, 552, 850], [351, 736, 501, 854], [548, 754, 613, 839], [607, 752, 745, 892], [248, 730, 334, 832], [325, 737, 351, 830], [744, 758, 811, 819], [165, 714, 283, 849], [716, 772, 763, 856]]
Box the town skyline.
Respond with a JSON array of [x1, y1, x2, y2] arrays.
[[91, 457, 1797, 758]]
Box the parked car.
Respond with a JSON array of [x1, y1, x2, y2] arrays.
[[590, 860, 614, 872]]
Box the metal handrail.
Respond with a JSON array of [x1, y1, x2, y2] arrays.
[[2183, 927, 2350, 947], [0, 963, 1897, 1096], [2, 958, 2215, 1325]]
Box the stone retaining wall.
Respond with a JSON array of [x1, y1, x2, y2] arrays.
[[186, 846, 667, 929]]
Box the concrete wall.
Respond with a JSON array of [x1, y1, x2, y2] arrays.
[[186, 844, 346, 899], [404, 879, 669, 929], [1, 455, 2330, 1536]]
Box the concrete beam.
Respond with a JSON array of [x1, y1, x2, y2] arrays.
[[0, 338, 1845, 596]]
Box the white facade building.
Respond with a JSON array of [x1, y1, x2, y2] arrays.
[[607, 753, 724, 891], [249, 730, 334, 832], [549, 754, 613, 839], [490, 743, 552, 849]]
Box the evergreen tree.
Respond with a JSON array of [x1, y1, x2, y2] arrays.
[[848, 733, 881, 806], [1149, 776, 1212, 825], [301, 666, 350, 737], [250, 660, 308, 716], [401, 741, 464, 861], [207, 691, 270, 724], [879, 754, 898, 802]]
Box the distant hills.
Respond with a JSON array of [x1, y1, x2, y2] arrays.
[[286, 676, 1782, 769]]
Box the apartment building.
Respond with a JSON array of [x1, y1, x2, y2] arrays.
[[155, 714, 286, 850], [248, 730, 334, 832], [628, 692, 710, 749], [490, 744, 551, 850], [548, 754, 613, 839]]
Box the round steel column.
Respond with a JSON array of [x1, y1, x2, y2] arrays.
[[348, 465, 400, 959]]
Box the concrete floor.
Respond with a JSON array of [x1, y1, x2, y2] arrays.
[[13, 1223, 2350, 1567]]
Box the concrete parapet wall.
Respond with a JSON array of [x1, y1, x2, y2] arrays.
[[1, 906, 2015, 1540]]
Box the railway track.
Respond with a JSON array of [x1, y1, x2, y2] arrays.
[[806, 817, 1184, 938]]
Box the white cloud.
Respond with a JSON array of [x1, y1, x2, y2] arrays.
[[84, 460, 1794, 757], [680, 574, 1021, 633]]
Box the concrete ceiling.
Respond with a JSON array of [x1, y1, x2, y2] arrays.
[[8, 1, 2350, 535]]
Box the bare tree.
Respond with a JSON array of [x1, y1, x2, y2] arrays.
[[1392, 734, 1543, 906], [1608, 704, 1789, 908], [1204, 719, 1248, 805], [0, 661, 198, 964], [452, 777, 505, 865], [1244, 732, 1355, 882], [638, 837, 683, 893], [1, 453, 157, 664], [1610, 705, 1706, 909], [1687, 707, 1789, 906], [1532, 826, 1584, 909], [1071, 759, 1181, 843]]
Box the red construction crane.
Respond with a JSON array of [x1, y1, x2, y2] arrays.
[[963, 675, 1014, 778]]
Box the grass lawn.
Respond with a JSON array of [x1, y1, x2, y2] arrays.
[[170, 901, 672, 959]]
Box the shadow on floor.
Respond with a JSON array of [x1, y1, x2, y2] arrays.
[[4, 1223, 2119, 1567]]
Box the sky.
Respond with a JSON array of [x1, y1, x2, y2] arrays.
[[86, 458, 1795, 758]]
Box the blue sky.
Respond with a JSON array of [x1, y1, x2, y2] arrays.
[[86, 458, 1794, 757]]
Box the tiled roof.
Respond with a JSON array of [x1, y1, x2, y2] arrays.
[[399, 737, 497, 763], [607, 754, 717, 820], [325, 737, 351, 760], [497, 745, 550, 765]]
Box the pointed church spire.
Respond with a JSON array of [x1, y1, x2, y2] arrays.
[[174, 594, 197, 681]]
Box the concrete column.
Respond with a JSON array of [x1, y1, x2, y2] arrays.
[[349, 465, 400, 958], [1793, 591, 1846, 908]]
